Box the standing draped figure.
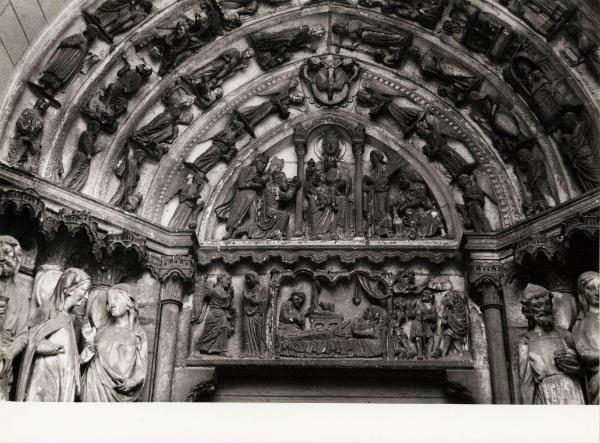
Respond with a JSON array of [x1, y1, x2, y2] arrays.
[[518, 284, 585, 405], [195, 275, 236, 356], [63, 122, 102, 191], [0, 236, 27, 401], [16, 268, 91, 401], [572, 271, 600, 404], [241, 272, 267, 357], [80, 284, 148, 402]]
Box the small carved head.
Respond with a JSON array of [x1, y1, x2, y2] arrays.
[[245, 272, 259, 288], [223, 11, 242, 30], [59, 268, 92, 313], [139, 0, 153, 13], [107, 283, 137, 324], [217, 273, 232, 290], [521, 284, 554, 331], [441, 19, 461, 35], [289, 93, 305, 105], [290, 291, 305, 309], [0, 235, 22, 279], [253, 153, 269, 173], [560, 111, 579, 132], [136, 63, 153, 78], [577, 271, 600, 312], [421, 290, 433, 303], [311, 26, 326, 39], [242, 48, 254, 60], [356, 87, 376, 107], [35, 98, 50, 113], [369, 149, 386, 166], [87, 120, 101, 135], [331, 23, 348, 36], [456, 173, 471, 189], [84, 24, 100, 41]]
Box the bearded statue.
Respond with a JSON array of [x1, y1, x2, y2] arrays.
[[0, 235, 22, 279], [518, 284, 585, 404], [0, 235, 28, 400]]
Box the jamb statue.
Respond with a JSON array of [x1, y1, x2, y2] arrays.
[[0, 236, 26, 401], [572, 272, 600, 404], [80, 284, 148, 401], [518, 284, 585, 404]]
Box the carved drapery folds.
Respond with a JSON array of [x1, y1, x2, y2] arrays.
[[188, 267, 471, 363], [1, 0, 600, 406]]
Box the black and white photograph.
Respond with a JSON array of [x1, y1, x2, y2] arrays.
[[0, 0, 598, 441]]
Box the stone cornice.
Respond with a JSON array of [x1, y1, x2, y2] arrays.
[[0, 162, 194, 255], [463, 189, 600, 254]]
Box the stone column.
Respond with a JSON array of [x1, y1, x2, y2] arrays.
[[351, 124, 366, 236], [149, 254, 194, 402], [469, 261, 512, 404], [293, 124, 308, 237]]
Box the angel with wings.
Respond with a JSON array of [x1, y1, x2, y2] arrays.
[[415, 118, 477, 179], [166, 162, 210, 230], [356, 83, 425, 139]]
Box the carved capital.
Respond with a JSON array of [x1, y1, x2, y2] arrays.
[[351, 124, 366, 154], [469, 261, 506, 309], [147, 253, 195, 286], [293, 124, 308, 158], [468, 261, 504, 289], [0, 187, 44, 221]]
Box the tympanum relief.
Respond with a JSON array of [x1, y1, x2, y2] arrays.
[[189, 269, 471, 362]]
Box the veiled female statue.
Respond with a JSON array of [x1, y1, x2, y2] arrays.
[[16, 268, 92, 401], [572, 271, 600, 404], [80, 284, 148, 402]]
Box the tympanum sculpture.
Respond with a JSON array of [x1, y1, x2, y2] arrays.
[[241, 272, 268, 357], [194, 274, 236, 357]]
